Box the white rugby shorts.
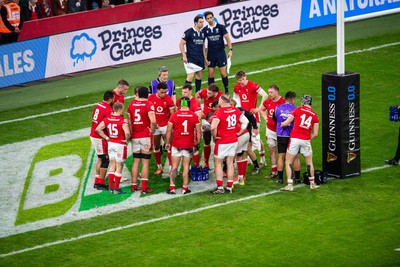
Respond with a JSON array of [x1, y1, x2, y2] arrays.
[[108, 142, 127, 162], [236, 132, 250, 154], [131, 137, 152, 153], [214, 142, 238, 159], [153, 125, 167, 136], [90, 136, 108, 155], [287, 138, 313, 157], [184, 62, 203, 74], [266, 128, 278, 147], [171, 146, 193, 158]]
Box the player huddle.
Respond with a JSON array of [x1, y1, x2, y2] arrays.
[[88, 11, 321, 195], [89, 75, 320, 195]]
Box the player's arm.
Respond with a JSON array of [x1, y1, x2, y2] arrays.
[[195, 90, 202, 102], [210, 118, 220, 140], [252, 102, 266, 114], [172, 85, 177, 104], [179, 39, 188, 63], [95, 121, 109, 141], [123, 123, 131, 142], [237, 114, 249, 136], [310, 123, 319, 140], [224, 32, 232, 58], [281, 114, 294, 128], [165, 121, 173, 151], [169, 106, 175, 116], [203, 43, 209, 67], [148, 111, 156, 134], [195, 110, 202, 121], [195, 122, 201, 145], [127, 112, 133, 134], [257, 87, 268, 104]]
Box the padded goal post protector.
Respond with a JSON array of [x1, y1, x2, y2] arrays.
[[321, 72, 361, 178]]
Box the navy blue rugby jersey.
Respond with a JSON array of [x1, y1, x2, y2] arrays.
[[182, 27, 205, 65], [202, 23, 228, 53]]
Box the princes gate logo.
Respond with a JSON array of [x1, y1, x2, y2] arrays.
[[98, 25, 163, 61], [218, 3, 280, 39]]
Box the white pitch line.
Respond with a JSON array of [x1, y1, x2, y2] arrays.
[[395, 248, 400, 251], [361, 165, 391, 173], [1, 41, 399, 126]]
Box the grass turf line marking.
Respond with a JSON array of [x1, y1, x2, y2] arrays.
[[1, 41, 399, 126], [0, 162, 395, 258]]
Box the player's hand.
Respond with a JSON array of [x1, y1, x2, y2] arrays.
[[227, 50, 233, 58], [165, 144, 171, 151], [182, 56, 188, 63], [250, 108, 258, 114], [281, 122, 287, 128], [194, 144, 200, 152]]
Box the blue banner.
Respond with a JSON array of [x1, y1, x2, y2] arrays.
[[0, 37, 49, 88], [300, 0, 400, 30]]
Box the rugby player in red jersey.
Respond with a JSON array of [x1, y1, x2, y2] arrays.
[[165, 97, 201, 194], [112, 79, 129, 104], [89, 91, 114, 190], [233, 70, 268, 174], [177, 83, 202, 168], [280, 95, 320, 191], [96, 102, 130, 194], [195, 83, 223, 168], [211, 94, 249, 194], [253, 84, 285, 179], [148, 82, 175, 175], [127, 87, 157, 194]]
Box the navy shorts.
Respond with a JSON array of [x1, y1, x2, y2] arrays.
[[207, 50, 227, 68], [277, 136, 290, 154]]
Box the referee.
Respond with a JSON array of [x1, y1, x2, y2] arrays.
[[179, 15, 206, 93], [203, 11, 232, 94]]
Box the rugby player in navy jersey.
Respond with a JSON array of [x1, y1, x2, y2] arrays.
[[179, 15, 207, 93], [203, 11, 232, 94]]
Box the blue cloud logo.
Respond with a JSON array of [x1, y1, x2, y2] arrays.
[[70, 33, 97, 67]]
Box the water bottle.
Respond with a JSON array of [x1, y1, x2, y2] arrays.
[[202, 167, 209, 181], [390, 106, 395, 122], [191, 166, 198, 181], [197, 166, 203, 181], [394, 106, 399, 122]]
